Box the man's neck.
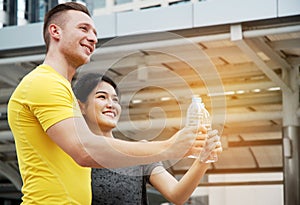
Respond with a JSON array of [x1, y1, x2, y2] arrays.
[[43, 54, 77, 82]]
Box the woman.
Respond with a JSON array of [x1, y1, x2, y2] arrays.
[[73, 73, 222, 205]]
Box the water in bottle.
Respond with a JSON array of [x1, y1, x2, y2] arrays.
[[185, 95, 202, 128], [186, 96, 202, 158], [185, 96, 218, 162], [200, 102, 212, 131], [199, 102, 218, 163]]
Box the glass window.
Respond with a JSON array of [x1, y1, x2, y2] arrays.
[[115, 0, 132, 5], [93, 0, 105, 8]]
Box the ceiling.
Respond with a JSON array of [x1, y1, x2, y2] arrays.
[[0, 15, 299, 199]]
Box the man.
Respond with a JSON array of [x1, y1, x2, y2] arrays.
[[7, 2, 204, 204]]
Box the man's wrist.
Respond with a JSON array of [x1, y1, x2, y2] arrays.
[[155, 139, 176, 161]]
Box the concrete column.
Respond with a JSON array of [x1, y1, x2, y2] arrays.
[[6, 0, 17, 25], [282, 64, 299, 205], [283, 126, 300, 205]]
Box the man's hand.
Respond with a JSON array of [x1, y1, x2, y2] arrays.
[[167, 126, 208, 159]]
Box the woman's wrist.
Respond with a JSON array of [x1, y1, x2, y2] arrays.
[[195, 159, 211, 168]]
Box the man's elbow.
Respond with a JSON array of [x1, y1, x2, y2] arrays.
[[66, 143, 118, 168], [72, 150, 109, 168], [68, 147, 99, 167], [73, 153, 92, 167]]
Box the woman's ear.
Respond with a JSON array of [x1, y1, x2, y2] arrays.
[[78, 100, 86, 115]]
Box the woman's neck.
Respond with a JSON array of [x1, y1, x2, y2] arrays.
[[90, 125, 114, 138]]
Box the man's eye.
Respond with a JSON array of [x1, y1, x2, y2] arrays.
[[80, 26, 88, 31]]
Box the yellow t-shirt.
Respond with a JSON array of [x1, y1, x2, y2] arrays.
[[8, 64, 91, 205]]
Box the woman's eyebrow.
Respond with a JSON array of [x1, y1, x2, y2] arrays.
[[95, 91, 107, 95], [95, 91, 118, 97]]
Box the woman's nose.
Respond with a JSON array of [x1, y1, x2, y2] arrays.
[[106, 98, 113, 107]]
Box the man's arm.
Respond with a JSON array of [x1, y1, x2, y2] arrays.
[[47, 116, 203, 168]]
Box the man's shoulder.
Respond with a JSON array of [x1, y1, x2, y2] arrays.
[[24, 65, 69, 88]]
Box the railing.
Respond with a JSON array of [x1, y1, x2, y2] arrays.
[[1, 0, 298, 28], [0, 0, 201, 28]]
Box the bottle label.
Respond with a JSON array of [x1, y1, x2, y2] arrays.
[[186, 112, 201, 127]]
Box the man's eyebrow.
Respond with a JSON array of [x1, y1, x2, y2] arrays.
[[80, 23, 97, 36]]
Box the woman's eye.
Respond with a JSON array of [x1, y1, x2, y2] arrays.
[[97, 95, 106, 99]]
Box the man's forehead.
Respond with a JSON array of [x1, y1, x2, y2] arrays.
[[63, 10, 93, 23], [62, 10, 96, 28]]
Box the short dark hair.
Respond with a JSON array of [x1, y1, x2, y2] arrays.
[[43, 2, 91, 52], [73, 73, 119, 103]]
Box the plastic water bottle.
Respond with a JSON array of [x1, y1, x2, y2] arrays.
[[185, 96, 202, 128], [200, 102, 212, 131], [186, 96, 217, 162], [186, 96, 202, 158], [199, 102, 218, 163]]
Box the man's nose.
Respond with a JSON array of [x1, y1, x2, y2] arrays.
[[88, 31, 98, 44]]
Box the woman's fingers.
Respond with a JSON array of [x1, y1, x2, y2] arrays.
[[208, 129, 218, 137]]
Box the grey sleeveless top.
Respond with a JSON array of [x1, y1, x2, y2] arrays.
[[91, 162, 162, 205]]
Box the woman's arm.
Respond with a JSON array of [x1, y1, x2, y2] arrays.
[[150, 161, 210, 205], [149, 131, 222, 205]]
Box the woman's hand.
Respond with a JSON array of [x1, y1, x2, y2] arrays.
[[199, 129, 222, 163]]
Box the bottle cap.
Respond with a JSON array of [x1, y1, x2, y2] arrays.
[[192, 95, 202, 102]]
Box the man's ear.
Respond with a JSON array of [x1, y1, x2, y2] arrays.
[[48, 24, 61, 40]]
